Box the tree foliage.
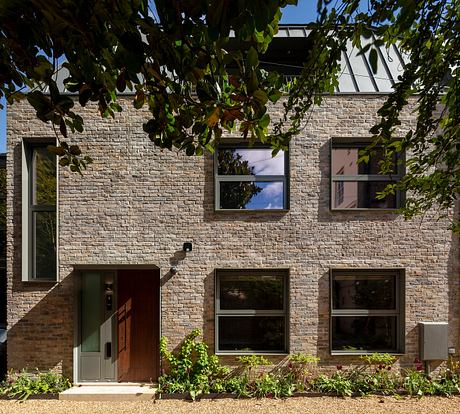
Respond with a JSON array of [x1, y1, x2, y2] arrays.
[[0, 0, 458, 228]]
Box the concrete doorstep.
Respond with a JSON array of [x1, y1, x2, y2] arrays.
[[59, 384, 157, 401]]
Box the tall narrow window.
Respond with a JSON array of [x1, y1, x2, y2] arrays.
[[22, 141, 57, 281]]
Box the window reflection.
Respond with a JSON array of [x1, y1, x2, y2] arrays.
[[333, 276, 396, 310], [332, 148, 398, 176], [218, 149, 285, 175], [219, 316, 285, 351], [332, 316, 397, 351], [33, 147, 56, 205], [332, 181, 396, 209], [220, 181, 284, 209], [220, 275, 284, 310]]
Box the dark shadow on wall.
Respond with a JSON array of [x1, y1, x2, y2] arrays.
[[447, 203, 460, 364], [202, 270, 215, 352], [8, 142, 73, 377], [316, 141, 399, 224], [202, 153, 288, 223], [7, 275, 74, 378]]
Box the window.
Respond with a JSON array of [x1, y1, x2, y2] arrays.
[[22, 141, 57, 281], [215, 269, 288, 353], [331, 138, 404, 209], [330, 269, 405, 354], [215, 145, 288, 210]]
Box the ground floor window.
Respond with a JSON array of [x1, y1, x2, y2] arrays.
[[330, 269, 405, 354], [215, 269, 289, 353]]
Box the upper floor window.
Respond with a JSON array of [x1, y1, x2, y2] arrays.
[[22, 141, 57, 281], [331, 138, 404, 209], [215, 145, 288, 210]]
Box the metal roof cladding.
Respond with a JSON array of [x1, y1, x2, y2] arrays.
[[50, 24, 407, 95], [272, 25, 407, 93]]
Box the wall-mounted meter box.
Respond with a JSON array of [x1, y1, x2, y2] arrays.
[[419, 322, 448, 361]]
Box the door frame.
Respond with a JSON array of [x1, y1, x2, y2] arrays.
[[73, 265, 161, 384]]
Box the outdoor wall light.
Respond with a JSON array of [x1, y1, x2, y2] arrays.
[[183, 242, 192, 252]]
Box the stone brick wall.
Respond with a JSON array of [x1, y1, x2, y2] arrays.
[[6, 96, 459, 377]]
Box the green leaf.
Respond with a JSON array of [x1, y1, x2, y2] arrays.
[[259, 113, 270, 128], [247, 46, 259, 69], [369, 48, 378, 74]]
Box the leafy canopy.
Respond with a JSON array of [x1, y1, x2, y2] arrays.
[[0, 0, 458, 228]]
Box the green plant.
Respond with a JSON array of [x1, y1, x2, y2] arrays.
[[312, 373, 354, 397], [220, 376, 250, 397], [288, 353, 320, 389], [237, 355, 271, 368], [352, 353, 400, 395], [403, 369, 460, 397], [158, 329, 230, 399], [360, 353, 397, 368], [237, 355, 271, 382], [0, 369, 71, 400], [252, 372, 295, 398]]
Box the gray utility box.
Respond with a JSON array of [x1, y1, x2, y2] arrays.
[[419, 322, 448, 361]]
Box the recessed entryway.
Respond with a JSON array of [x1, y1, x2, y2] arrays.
[[76, 267, 160, 383]]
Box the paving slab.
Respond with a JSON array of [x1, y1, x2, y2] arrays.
[[59, 385, 156, 401]]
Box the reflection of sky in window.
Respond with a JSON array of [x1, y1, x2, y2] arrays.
[[234, 149, 285, 175], [246, 181, 284, 209]]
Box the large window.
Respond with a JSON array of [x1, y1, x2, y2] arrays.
[[331, 138, 404, 209], [330, 269, 405, 354], [215, 269, 288, 353], [22, 141, 57, 281], [215, 145, 288, 210]]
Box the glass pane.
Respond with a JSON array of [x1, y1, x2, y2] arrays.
[[332, 181, 396, 208], [333, 275, 396, 309], [220, 274, 284, 310], [32, 147, 56, 205], [218, 148, 285, 175], [332, 147, 398, 176], [218, 316, 285, 351], [332, 316, 397, 351], [81, 273, 101, 352], [220, 181, 284, 209], [33, 211, 57, 279]]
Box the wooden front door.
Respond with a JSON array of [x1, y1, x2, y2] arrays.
[[117, 269, 160, 382]]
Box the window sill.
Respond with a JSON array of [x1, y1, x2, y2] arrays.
[[22, 278, 58, 283], [214, 209, 290, 213], [330, 208, 400, 212], [330, 351, 405, 356], [216, 352, 289, 356]]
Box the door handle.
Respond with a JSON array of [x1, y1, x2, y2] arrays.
[[105, 342, 112, 358]]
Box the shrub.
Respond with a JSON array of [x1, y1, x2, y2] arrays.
[[237, 355, 271, 381], [0, 369, 71, 400], [252, 372, 295, 398], [158, 329, 230, 399], [287, 353, 320, 390], [312, 372, 354, 397]]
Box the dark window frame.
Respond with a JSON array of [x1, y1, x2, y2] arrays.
[[22, 139, 58, 282], [330, 138, 405, 210], [329, 268, 405, 355], [214, 142, 290, 211], [215, 269, 289, 354]]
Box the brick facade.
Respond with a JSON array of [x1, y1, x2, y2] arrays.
[[6, 96, 459, 378]]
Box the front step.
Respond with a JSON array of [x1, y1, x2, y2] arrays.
[[59, 384, 156, 401]]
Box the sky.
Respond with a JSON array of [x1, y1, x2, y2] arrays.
[[0, 0, 316, 154], [227, 149, 285, 209]]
